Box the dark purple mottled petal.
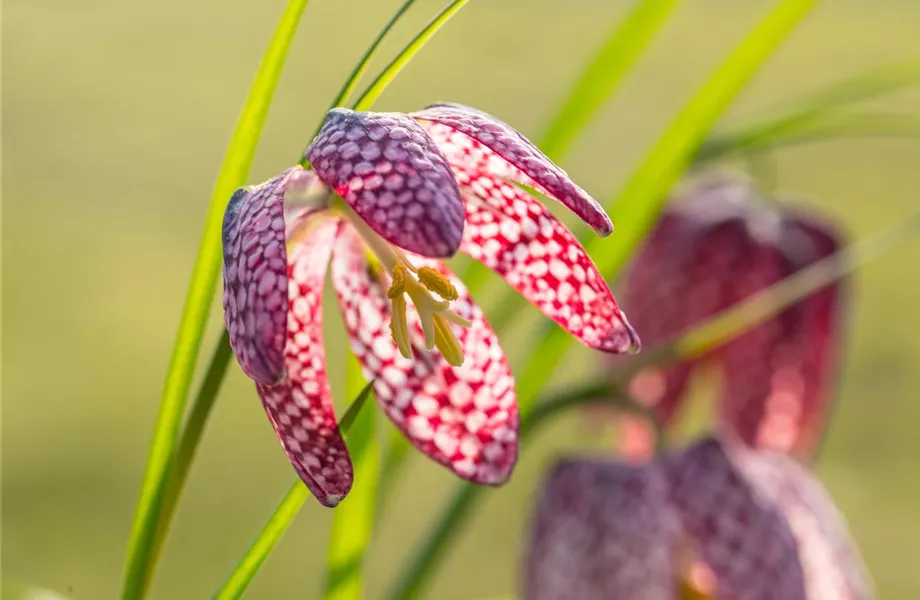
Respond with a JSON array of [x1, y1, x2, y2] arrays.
[[413, 103, 613, 235], [306, 108, 465, 258], [665, 436, 873, 600], [222, 169, 295, 384], [523, 458, 679, 600]]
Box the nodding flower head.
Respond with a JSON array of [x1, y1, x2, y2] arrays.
[[612, 173, 845, 460], [524, 437, 872, 600], [222, 103, 639, 506]]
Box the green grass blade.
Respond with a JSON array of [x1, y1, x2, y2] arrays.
[[150, 333, 232, 562], [352, 0, 472, 111], [301, 0, 419, 159], [121, 1, 311, 596], [538, 0, 682, 160], [591, 0, 817, 281], [214, 381, 376, 600], [386, 2, 815, 597], [698, 111, 920, 161], [214, 481, 310, 600], [323, 361, 379, 600]]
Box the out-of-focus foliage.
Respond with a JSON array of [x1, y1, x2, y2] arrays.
[[3, 0, 919, 598]]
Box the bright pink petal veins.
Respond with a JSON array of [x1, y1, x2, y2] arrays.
[[453, 164, 638, 353], [412, 104, 613, 235], [256, 218, 353, 507], [307, 108, 465, 258], [330, 230, 518, 484], [523, 458, 679, 600], [222, 169, 293, 383]]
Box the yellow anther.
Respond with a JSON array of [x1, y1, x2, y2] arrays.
[[433, 314, 465, 367], [387, 264, 408, 299], [417, 266, 459, 301], [389, 294, 412, 359]]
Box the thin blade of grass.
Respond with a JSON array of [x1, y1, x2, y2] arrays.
[[214, 381, 376, 600], [323, 361, 380, 600], [386, 2, 816, 597], [352, 0, 472, 111], [302, 0, 419, 155], [698, 110, 920, 161], [701, 56, 920, 160], [121, 1, 311, 596], [538, 0, 682, 160]]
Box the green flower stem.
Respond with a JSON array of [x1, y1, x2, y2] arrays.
[[121, 1, 311, 596], [215, 481, 310, 600], [352, 0, 472, 112], [538, 0, 682, 160]]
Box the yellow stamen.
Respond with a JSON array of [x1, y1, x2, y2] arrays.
[[417, 266, 459, 301], [387, 264, 408, 298], [389, 294, 412, 359], [433, 314, 465, 367]]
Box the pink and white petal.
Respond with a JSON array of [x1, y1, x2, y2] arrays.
[[412, 103, 612, 235], [665, 436, 873, 600], [255, 218, 353, 507], [457, 171, 638, 353], [330, 231, 519, 484], [222, 168, 296, 383], [306, 108, 464, 258], [523, 458, 679, 600]]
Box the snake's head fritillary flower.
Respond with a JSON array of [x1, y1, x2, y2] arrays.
[[613, 173, 845, 459], [222, 105, 638, 506], [523, 436, 872, 600]]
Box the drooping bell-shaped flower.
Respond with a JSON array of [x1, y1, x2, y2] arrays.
[[523, 458, 679, 600], [222, 105, 638, 506], [614, 174, 845, 459], [522, 436, 873, 600]]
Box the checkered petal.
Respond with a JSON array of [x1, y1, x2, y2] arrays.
[[222, 169, 294, 383], [413, 104, 613, 235], [254, 218, 353, 507], [719, 211, 846, 457], [523, 458, 679, 600], [664, 436, 873, 600], [330, 229, 519, 485], [451, 163, 638, 353], [307, 108, 465, 258]]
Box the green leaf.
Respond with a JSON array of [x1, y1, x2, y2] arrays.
[[121, 1, 311, 596], [323, 362, 379, 600], [213, 380, 376, 600], [386, 2, 816, 597], [352, 0, 472, 111], [538, 0, 682, 160]]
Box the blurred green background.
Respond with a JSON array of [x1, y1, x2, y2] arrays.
[[4, 0, 920, 598]]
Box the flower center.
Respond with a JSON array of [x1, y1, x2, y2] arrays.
[[334, 198, 470, 366]]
